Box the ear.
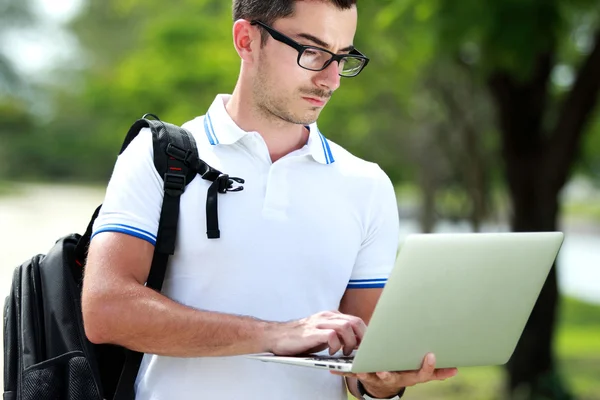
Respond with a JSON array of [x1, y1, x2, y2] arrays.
[[232, 19, 259, 64]]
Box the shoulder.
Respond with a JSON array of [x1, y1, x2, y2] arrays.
[[181, 116, 204, 133], [327, 138, 392, 187], [182, 116, 209, 143]]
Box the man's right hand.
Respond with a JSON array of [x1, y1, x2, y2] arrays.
[[265, 311, 367, 356], [84, 234, 367, 358]]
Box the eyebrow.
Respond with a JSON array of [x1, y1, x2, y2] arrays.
[[296, 32, 355, 53]]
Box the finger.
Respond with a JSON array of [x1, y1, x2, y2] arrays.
[[326, 312, 367, 341], [340, 329, 358, 356], [317, 321, 358, 355], [326, 329, 343, 355], [433, 368, 458, 380], [329, 371, 357, 377], [345, 315, 368, 342], [345, 315, 367, 341], [417, 353, 437, 382]]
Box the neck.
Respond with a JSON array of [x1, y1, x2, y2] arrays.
[[226, 82, 309, 163]]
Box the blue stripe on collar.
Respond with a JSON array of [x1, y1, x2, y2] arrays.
[[318, 130, 335, 164], [203, 113, 219, 145], [203, 115, 215, 145], [207, 113, 219, 144]]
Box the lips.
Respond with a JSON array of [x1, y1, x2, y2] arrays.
[[303, 97, 327, 107]]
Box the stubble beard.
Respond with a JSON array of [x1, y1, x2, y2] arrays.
[[252, 62, 326, 126]]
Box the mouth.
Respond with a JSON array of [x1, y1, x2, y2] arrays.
[[302, 97, 327, 107]]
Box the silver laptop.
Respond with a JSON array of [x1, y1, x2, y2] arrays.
[[247, 232, 564, 373]]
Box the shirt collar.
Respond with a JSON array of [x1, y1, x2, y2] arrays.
[[202, 94, 335, 165], [202, 94, 246, 146], [306, 122, 336, 165]]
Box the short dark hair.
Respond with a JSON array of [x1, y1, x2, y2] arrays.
[[233, 0, 357, 45]]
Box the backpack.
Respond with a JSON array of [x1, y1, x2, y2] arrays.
[[3, 114, 244, 400]]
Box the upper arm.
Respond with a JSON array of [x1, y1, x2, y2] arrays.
[[339, 288, 382, 325], [84, 232, 154, 291], [82, 128, 163, 306], [342, 167, 399, 323], [347, 167, 399, 290]]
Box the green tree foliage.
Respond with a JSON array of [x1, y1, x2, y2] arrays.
[[381, 1, 600, 399], [15, 0, 435, 182], [0, 0, 34, 95], [2, 0, 600, 398]]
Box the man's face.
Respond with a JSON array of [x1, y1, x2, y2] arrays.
[[252, 1, 358, 125]]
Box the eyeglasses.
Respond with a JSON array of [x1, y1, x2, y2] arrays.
[[250, 20, 370, 78]]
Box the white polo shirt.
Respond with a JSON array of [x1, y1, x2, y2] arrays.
[[92, 94, 400, 400]]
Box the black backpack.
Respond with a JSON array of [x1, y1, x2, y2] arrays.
[[3, 115, 244, 400]]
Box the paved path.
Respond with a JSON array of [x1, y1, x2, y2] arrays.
[[0, 183, 105, 293]]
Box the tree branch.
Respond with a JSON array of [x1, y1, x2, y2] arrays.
[[548, 30, 600, 191]]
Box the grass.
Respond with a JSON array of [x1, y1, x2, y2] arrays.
[[349, 297, 600, 400], [0, 181, 15, 196], [563, 202, 600, 223], [560, 297, 600, 328], [554, 298, 600, 399]]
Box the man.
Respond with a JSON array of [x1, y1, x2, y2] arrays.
[[82, 1, 458, 399]]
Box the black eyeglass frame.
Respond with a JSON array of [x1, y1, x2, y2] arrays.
[[250, 20, 370, 77]]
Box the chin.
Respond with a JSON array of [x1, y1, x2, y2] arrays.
[[299, 108, 321, 122], [306, 110, 321, 123], [277, 104, 321, 125], [295, 115, 318, 126]]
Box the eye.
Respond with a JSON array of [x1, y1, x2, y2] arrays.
[[303, 49, 319, 57]]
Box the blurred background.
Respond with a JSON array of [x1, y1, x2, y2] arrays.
[[0, 0, 599, 399]]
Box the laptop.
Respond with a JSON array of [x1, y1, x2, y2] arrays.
[[246, 232, 564, 373]]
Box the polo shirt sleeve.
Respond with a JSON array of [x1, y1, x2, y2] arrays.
[[91, 128, 163, 246], [347, 167, 400, 289]]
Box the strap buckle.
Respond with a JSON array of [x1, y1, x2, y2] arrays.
[[216, 174, 245, 193], [227, 177, 245, 192], [164, 173, 186, 196], [166, 143, 194, 165]]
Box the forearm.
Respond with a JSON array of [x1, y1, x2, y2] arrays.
[[83, 281, 273, 357], [345, 376, 406, 399], [346, 377, 361, 398]]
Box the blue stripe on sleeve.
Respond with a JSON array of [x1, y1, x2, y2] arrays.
[[347, 278, 387, 289], [348, 278, 388, 283], [346, 282, 387, 289], [91, 224, 157, 246]]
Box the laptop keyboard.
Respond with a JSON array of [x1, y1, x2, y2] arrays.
[[310, 356, 355, 364]]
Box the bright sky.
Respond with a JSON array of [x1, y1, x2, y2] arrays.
[[37, 0, 83, 22], [2, 0, 83, 79]]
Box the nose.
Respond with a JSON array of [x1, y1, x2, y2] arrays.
[[314, 60, 341, 92]]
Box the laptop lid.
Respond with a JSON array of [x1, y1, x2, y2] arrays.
[[350, 232, 564, 373]]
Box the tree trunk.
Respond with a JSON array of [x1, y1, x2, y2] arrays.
[[503, 156, 566, 398], [487, 30, 600, 399], [418, 163, 437, 233]]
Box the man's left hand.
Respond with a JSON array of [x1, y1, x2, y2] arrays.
[[330, 353, 458, 398]]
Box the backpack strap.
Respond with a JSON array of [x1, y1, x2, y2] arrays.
[[149, 116, 245, 241], [112, 118, 194, 400], [72, 114, 244, 399], [74, 115, 245, 265], [112, 115, 244, 400]]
